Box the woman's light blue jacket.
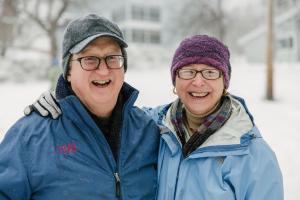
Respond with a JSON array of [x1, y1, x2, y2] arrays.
[[145, 96, 283, 200]]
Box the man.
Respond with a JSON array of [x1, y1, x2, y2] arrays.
[[0, 14, 159, 199]]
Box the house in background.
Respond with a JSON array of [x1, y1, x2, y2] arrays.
[[110, 0, 171, 69], [238, 0, 300, 63], [111, 0, 162, 46]]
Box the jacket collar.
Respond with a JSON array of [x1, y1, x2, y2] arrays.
[[159, 95, 260, 157], [58, 82, 139, 125]]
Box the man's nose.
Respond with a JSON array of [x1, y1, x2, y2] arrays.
[[95, 60, 110, 75]]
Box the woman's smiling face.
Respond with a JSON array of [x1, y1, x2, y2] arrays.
[[175, 64, 224, 115]]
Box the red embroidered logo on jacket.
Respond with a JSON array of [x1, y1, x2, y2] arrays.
[[56, 142, 77, 154]]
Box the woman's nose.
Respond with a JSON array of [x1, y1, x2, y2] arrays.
[[191, 72, 206, 85]]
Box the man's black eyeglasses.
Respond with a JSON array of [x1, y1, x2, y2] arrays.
[[72, 55, 124, 71]]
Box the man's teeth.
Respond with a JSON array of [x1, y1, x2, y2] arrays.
[[92, 80, 110, 85], [190, 92, 208, 97]]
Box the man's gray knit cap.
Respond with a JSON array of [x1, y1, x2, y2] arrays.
[[62, 14, 128, 78]]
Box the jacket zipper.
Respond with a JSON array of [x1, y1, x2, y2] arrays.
[[113, 97, 132, 199], [113, 91, 137, 199], [114, 172, 121, 198], [174, 156, 183, 198]]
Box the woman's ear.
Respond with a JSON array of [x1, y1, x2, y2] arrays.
[[173, 87, 177, 95]]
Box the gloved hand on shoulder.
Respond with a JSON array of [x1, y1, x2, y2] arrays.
[[24, 90, 61, 119], [24, 74, 72, 119]]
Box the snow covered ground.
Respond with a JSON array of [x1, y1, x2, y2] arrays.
[[0, 60, 299, 199]]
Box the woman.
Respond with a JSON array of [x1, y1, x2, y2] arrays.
[[144, 35, 283, 199], [25, 35, 283, 199]]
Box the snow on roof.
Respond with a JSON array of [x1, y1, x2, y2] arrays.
[[238, 6, 300, 46]]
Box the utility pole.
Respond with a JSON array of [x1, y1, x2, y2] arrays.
[[266, 0, 274, 100]]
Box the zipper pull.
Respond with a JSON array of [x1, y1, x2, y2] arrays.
[[114, 172, 121, 198]]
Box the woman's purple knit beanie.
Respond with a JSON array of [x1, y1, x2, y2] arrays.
[[171, 35, 231, 88]]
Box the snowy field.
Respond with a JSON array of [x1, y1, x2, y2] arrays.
[[0, 60, 299, 199]]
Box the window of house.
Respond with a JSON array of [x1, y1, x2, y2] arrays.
[[131, 29, 161, 44], [148, 31, 160, 44], [149, 7, 160, 22], [277, 37, 293, 48], [131, 5, 160, 22], [132, 29, 145, 43], [132, 5, 144, 20]]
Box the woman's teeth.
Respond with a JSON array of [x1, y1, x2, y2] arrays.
[[190, 92, 209, 97]]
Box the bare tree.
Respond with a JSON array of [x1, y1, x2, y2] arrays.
[[172, 0, 228, 41], [0, 0, 18, 57], [19, 0, 119, 65], [20, 0, 71, 64]]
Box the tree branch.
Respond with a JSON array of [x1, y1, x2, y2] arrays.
[[52, 0, 69, 26], [24, 9, 48, 32], [47, 0, 53, 23]]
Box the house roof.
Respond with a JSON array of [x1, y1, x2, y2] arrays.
[[238, 6, 300, 46]]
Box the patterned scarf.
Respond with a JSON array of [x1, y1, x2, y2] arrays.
[[170, 94, 232, 157]]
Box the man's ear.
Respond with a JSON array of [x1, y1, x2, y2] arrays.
[[66, 65, 72, 82]]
